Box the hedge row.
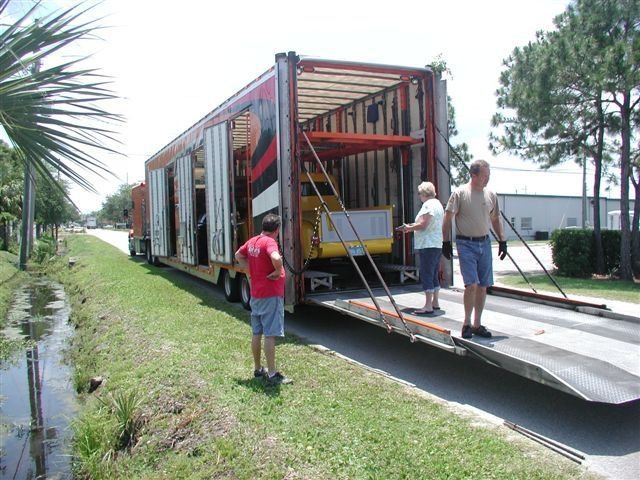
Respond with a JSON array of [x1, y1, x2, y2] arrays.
[[550, 229, 621, 277]]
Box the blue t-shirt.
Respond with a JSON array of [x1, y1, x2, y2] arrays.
[[414, 198, 444, 249]]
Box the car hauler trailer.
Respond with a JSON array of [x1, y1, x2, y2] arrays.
[[128, 182, 148, 258], [141, 52, 445, 306], [137, 52, 640, 404]]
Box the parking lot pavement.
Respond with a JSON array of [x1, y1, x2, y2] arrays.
[[451, 241, 638, 319], [452, 242, 554, 287]]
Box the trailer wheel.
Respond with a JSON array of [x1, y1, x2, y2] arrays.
[[222, 269, 240, 302], [239, 274, 251, 310], [145, 240, 153, 264]]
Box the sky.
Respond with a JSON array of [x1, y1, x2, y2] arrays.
[[5, 0, 629, 213]]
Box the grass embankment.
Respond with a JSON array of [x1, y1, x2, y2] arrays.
[[0, 251, 21, 314], [0, 250, 27, 360], [499, 273, 639, 303], [54, 235, 590, 479]]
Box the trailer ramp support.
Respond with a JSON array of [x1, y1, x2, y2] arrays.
[[334, 299, 465, 354]]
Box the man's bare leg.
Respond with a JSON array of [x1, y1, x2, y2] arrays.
[[463, 283, 478, 325], [473, 287, 487, 328], [264, 336, 276, 374], [252, 335, 262, 370]]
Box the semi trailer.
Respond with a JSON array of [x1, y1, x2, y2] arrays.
[[128, 52, 639, 404]]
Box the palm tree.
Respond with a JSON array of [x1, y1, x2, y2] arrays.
[[1, 0, 121, 267], [0, 0, 121, 191]]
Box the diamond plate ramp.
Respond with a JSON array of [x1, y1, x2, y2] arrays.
[[455, 336, 640, 404], [306, 285, 640, 404]]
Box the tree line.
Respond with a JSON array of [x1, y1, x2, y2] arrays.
[[0, 136, 133, 250], [97, 183, 134, 227], [491, 0, 640, 280], [0, 140, 79, 251]]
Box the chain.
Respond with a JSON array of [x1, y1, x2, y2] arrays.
[[282, 206, 322, 275]]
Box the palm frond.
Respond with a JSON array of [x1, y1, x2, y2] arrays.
[[0, 0, 123, 193]]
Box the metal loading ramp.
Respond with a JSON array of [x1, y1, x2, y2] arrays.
[[305, 285, 640, 404]]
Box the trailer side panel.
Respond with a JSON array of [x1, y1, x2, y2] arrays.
[[204, 123, 232, 264], [149, 168, 169, 257]]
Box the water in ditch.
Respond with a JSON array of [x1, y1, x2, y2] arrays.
[[1, 279, 77, 479]]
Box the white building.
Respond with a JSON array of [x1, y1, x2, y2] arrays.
[[607, 210, 634, 231], [496, 194, 634, 241]]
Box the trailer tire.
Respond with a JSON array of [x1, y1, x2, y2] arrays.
[[222, 269, 240, 302], [145, 240, 153, 264], [239, 274, 251, 310]]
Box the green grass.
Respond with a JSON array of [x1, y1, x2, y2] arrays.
[[72, 406, 118, 479], [0, 250, 27, 360], [0, 250, 19, 283], [499, 273, 639, 303], [52, 236, 591, 479]]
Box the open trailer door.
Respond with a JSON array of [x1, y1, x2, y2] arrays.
[[204, 122, 232, 265], [176, 153, 196, 265], [149, 167, 169, 257]]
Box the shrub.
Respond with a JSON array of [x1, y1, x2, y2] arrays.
[[550, 229, 622, 277], [97, 389, 144, 450], [32, 235, 57, 264], [550, 229, 593, 277], [600, 230, 621, 274], [110, 390, 143, 450]]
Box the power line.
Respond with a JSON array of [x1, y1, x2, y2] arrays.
[[491, 165, 595, 174]]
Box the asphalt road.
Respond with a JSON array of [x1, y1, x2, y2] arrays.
[[85, 227, 131, 255], [86, 229, 640, 479]]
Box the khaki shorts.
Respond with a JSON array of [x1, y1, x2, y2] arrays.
[[250, 296, 284, 337]]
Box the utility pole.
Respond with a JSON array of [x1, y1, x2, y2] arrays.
[[19, 161, 34, 270], [581, 158, 588, 228], [19, 58, 41, 270]]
